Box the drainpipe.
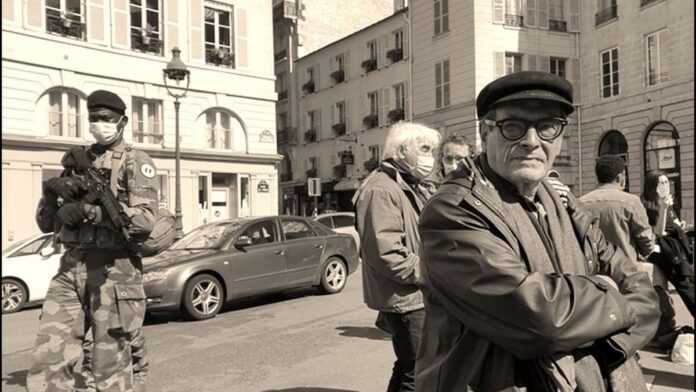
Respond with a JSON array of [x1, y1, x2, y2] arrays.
[[574, 27, 583, 195], [405, 6, 413, 121]]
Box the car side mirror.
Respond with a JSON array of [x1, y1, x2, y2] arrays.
[[234, 235, 253, 248], [39, 246, 56, 258]]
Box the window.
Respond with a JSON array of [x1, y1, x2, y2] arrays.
[[336, 54, 345, 73], [435, 60, 450, 109], [46, 0, 84, 39], [505, 53, 522, 74], [308, 157, 318, 170], [310, 110, 321, 131], [394, 83, 406, 110], [206, 110, 233, 149], [600, 47, 619, 98], [242, 220, 277, 245], [644, 122, 681, 213], [276, 72, 288, 99], [130, 0, 162, 54], [646, 29, 668, 86], [48, 89, 82, 138], [331, 53, 346, 84], [204, 5, 234, 67], [132, 98, 163, 144], [433, 0, 449, 35], [549, 57, 566, 78], [394, 29, 404, 51], [13, 236, 51, 257], [304, 66, 317, 93], [504, 0, 524, 26], [281, 219, 316, 241], [198, 175, 209, 223], [333, 215, 355, 228], [368, 40, 377, 60], [335, 101, 346, 125], [369, 145, 381, 161], [316, 217, 334, 228], [598, 130, 629, 190], [157, 174, 169, 209], [368, 92, 379, 116], [549, 0, 564, 20], [595, 0, 617, 26]]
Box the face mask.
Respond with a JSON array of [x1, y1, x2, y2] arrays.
[[413, 155, 435, 179], [89, 118, 122, 145]]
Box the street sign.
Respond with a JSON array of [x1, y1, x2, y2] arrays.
[[308, 177, 321, 196]]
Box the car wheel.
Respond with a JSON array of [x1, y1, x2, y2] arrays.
[[319, 257, 347, 294], [182, 274, 224, 321], [2, 278, 28, 314]]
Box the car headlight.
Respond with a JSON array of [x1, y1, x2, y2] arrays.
[[142, 270, 168, 283]]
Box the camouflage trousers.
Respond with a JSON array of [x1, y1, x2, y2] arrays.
[[26, 248, 148, 392]]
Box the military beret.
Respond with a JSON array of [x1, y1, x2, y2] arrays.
[[87, 90, 126, 115], [476, 71, 574, 118]]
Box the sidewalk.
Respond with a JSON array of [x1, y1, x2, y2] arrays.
[[639, 290, 694, 392]]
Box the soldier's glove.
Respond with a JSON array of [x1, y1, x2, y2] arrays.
[[44, 177, 84, 200], [57, 201, 87, 226]]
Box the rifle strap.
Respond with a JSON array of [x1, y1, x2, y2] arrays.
[[109, 145, 132, 197]]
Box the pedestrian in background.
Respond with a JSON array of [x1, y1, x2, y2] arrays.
[[352, 122, 441, 392], [642, 170, 695, 350], [579, 155, 655, 265], [417, 71, 659, 391], [437, 133, 472, 179], [27, 90, 158, 392]]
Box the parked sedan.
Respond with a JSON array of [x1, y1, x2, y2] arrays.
[[314, 212, 360, 249], [142, 215, 359, 321], [2, 233, 64, 314]]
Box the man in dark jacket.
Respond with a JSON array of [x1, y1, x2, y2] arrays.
[[353, 122, 441, 392], [417, 71, 659, 391]]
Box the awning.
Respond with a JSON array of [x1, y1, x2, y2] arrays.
[[334, 178, 360, 191]]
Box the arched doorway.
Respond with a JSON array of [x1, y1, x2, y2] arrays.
[[644, 121, 681, 213], [598, 130, 629, 190]]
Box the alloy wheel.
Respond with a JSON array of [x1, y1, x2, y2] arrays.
[[190, 280, 221, 316]]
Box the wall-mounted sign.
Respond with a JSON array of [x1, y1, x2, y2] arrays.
[[257, 180, 270, 193], [259, 130, 274, 143]]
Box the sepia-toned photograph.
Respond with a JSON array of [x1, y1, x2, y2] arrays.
[[1, 0, 693, 391]]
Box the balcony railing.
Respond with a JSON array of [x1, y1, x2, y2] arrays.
[[333, 164, 347, 179], [548, 19, 567, 32], [362, 59, 377, 73], [302, 80, 315, 94], [388, 108, 405, 123], [364, 158, 379, 172], [46, 14, 85, 39], [304, 129, 317, 143], [332, 123, 347, 136], [306, 168, 318, 178], [387, 48, 403, 63], [205, 47, 234, 67], [280, 172, 293, 182], [278, 90, 288, 100], [330, 69, 345, 84], [133, 131, 164, 145], [504, 14, 524, 27], [339, 151, 354, 165], [131, 31, 163, 55], [363, 114, 379, 128], [595, 6, 618, 26]]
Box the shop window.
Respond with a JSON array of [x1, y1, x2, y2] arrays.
[[644, 121, 681, 211]]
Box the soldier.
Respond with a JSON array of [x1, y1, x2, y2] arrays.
[[27, 90, 158, 392]]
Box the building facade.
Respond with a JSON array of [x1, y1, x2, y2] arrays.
[[1, 0, 280, 248], [576, 0, 693, 221], [274, 0, 405, 215]]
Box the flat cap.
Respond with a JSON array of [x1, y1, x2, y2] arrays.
[[476, 71, 574, 118], [87, 90, 126, 115]]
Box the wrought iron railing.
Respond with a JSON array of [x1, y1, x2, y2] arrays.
[[362, 59, 377, 73], [331, 70, 345, 84], [388, 108, 405, 123], [205, 47, 234, 67], [505, 14, 524, 27], [387, 48, 403, 63], [131, 31, 163, 55], [46, 14, 85, 39], [363, 114, 378, 128], [548, 19, 567, 32]]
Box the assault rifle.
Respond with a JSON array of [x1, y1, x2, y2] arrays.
[[62, 147, 132, 242]]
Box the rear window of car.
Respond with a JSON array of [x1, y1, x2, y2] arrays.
[[316, 217, 334, 228], [281, 219, 317, 240], [332, 215, 355, 228]]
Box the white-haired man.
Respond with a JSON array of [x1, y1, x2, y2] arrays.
[[352, 122, 441, 392]]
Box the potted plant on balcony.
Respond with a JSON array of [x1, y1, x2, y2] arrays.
[[302, 80, 315, 94], [330, 70, 345, 83], [361, 59, 377, 72], [388, 108, 405, 123], [304, 129, 317, 143], [386, 48, 403, 63], [363, 114, 379, 128], [332, 123, 346, 136]]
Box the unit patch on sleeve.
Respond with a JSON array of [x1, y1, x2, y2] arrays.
[[140, 163, 156, 178]]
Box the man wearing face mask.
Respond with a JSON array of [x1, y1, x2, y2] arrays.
[[352, 122, 441, 392], [27, 90, 158, 392]]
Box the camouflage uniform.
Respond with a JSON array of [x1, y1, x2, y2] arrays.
[[27, 140, 158, 392]]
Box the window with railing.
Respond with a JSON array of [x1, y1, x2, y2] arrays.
[[46, 0, 85, 39], [388, 30, 404, 63], [362, 40, 378, 73], [364, 92, 379, 128], [206, 110, 233, 149], [504, 0, 524, 26], [132, 98, 163, 144], [595, 0, 617, 26], [204, 5, 234, 67], [548, 0, 567, 31], [331, 54, 346, 84], [646, 29, 669, 86], [364, 145, 381, 171], [303, 67, 316, 94], [390, 83, 406, 123], [48, 89, 82, 137], [130, 0, 162, 55], [333, 101, 347, 136]]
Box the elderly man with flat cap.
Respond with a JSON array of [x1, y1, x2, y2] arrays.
[[416, 71, 659, 391], [27, 90, 158, 392]]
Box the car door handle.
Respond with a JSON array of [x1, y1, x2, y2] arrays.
[[314, 244, 324, 249], [274, 250, 285, 255]]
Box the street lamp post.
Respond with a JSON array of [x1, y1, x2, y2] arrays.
[[163, 47, 191, 240]]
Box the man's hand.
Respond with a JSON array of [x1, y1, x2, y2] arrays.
[[547, 177, 571, 207], [56, 202, 86, 226], [44, 177, 84, 200]]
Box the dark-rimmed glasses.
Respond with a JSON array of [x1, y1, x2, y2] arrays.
[[485, 117, 568, 142]]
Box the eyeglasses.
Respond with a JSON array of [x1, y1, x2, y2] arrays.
[[485, 117, 568, 142]]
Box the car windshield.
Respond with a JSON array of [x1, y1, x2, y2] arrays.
[[169, 222, 243, 250], [2, 236, 44, 258]]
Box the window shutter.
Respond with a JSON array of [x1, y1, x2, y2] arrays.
[[539, 55, 550, 72], [492, 0, 504, 24], [164, 0, 179, 54], [568, 0, 580, 32], [537, 0, 548, 29], [87, 0, 107, 44], [189, 0, 203, 62], [2, 0, 18, 24], [527, 55, 537, 71], [24, 0, 43, 31], [526, 0, 537, 27], [494, 52, 505, 78], [236, 8, 248, 68], [112, 0, 129, 48]]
